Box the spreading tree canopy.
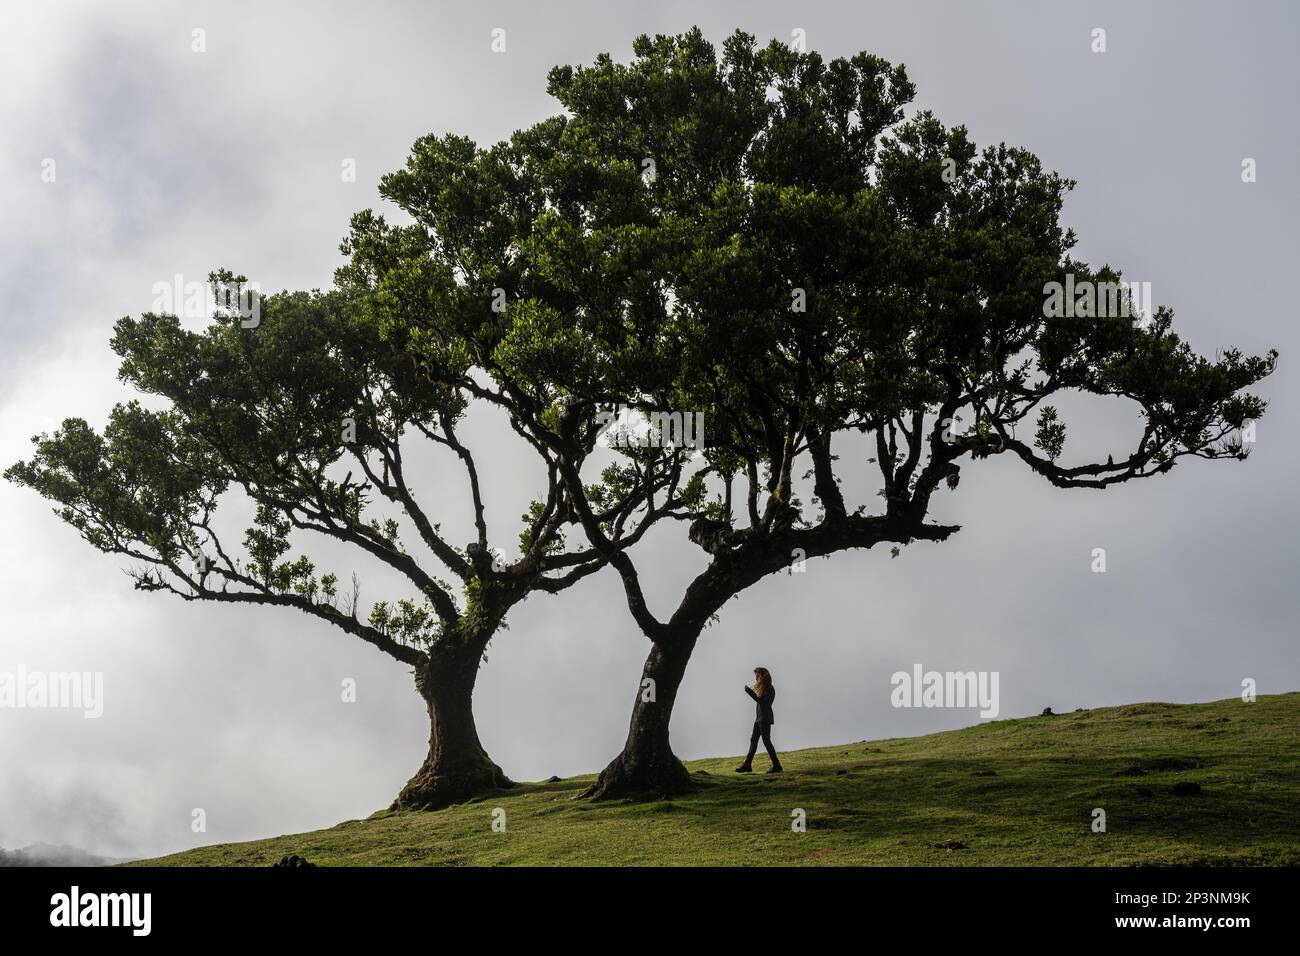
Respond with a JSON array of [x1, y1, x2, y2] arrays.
[[344, 28, 1276, 797], [5, 275, 682, 807]]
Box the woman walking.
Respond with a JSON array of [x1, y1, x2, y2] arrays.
[[736, 666, 783, 773]]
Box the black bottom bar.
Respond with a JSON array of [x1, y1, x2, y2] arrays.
[[1, 865, 1292, 941]]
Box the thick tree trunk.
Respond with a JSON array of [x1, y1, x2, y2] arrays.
[[391, 645, 512, 810], [581, 631, 699, 800]]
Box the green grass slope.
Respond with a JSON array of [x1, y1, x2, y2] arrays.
[[136, 693, 1300, 866]]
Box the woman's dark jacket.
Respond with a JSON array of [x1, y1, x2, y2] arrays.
[[745, 685, 775, 725]]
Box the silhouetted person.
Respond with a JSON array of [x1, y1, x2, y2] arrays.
[[736, 666, 782, 773]]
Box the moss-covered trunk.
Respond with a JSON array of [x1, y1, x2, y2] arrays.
[[581, 631, 698, 800], [392, 640, 511, 810]]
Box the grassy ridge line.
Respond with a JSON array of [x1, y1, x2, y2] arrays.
[[133, 693, 1300, 867]]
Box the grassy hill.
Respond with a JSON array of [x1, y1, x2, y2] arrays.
[[136, 693, 1300, 866]]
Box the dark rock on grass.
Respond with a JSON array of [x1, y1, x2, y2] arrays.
[[836, 769, 848, 775], [1040, 707, 1055, 717], [1173, 782, 1203, 796], [933, 840, 967, 851], [973, 770, 998, 777], [545, 775, 562, 783], [273, 854, 315, 867]]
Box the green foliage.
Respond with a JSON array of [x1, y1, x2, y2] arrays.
[[3, 285, 484, 652], [5, 403, 220, 563], [518, 500, 564, 556], [368, 598, 439, 647], [336, 25, 1273, 532], [1034, 406, 1066, 462]]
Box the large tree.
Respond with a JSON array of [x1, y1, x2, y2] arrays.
[[5, 275, 679, 808], [349, 28, 1277, 798]]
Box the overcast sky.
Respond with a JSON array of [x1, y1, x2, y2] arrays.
[[1, 0, 1296, 860]]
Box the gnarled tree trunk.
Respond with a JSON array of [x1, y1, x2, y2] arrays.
[[581, 630, 699, 800], [392, 640, 512, 810]]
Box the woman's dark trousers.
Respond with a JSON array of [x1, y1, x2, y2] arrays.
[[746, 720, 778, 764]]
